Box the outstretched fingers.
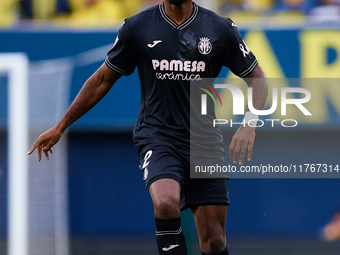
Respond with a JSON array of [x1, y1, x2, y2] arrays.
[[237, 141, 247, 165], [229, 136, 255, 165], [230, 137, 243, 164], [27, 137, 54, 161], [43, 148, 53, 161], [247, 141, 254, 161], [27, 142, 39, 156]]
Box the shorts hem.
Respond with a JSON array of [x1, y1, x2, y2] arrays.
[[181, 201, 230, 211], [146, 174, 183, 190]]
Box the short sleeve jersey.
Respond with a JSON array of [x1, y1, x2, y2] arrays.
[[106, 2, 258, 157]]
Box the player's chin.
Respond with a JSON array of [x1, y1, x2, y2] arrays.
[[167, 0, 189, 6]]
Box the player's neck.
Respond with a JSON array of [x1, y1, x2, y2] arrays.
[[164, 0, 194, 25]]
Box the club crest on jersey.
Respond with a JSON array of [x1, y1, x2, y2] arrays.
[[198, 37, 212, 55]]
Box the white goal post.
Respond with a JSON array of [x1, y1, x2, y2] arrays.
[[0, 53, 29, 255], [1, 52, 71, 255]]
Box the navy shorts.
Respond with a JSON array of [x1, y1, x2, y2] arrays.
[[138, 139, 230, 211]]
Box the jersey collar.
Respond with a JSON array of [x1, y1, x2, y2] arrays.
[[159, 2, 198, 30]]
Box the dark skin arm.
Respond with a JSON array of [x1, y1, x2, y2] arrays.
[[27, 64, 122, 161], [229, 64, 268, 165]]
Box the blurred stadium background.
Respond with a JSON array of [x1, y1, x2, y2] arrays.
[[1, 0, 340, 254]]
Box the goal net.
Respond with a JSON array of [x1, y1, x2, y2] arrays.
[[0, 53, 71, 255]]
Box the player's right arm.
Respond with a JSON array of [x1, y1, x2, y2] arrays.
[[27, 64, 122, 161]]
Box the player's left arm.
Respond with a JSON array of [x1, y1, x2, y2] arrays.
[[229, 64, 268, 165]]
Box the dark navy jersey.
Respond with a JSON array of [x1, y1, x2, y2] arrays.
[[105, 2, 258, 157]]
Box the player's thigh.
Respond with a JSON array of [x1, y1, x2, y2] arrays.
[[139, 142, 187, 217]]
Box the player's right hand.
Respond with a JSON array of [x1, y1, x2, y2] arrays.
[[27, 126, 63, 161]]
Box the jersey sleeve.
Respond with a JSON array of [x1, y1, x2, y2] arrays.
[[222, 19, 258, 78], [105, 19, 138, 76]]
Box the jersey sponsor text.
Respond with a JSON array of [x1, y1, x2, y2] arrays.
[[152, 59, 206, 81]]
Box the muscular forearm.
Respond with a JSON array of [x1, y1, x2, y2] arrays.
[[56, 64, 120, 134], [27, 64, 121, 161], [245, 65, 268, 115], [229, 65, 267, 164]]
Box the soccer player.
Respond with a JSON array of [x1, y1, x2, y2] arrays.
[[28, 0, 268, 254]]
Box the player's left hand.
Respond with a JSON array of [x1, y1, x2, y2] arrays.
[[229, 125, 255, 165]]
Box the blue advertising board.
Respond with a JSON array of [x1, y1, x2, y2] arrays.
[[1, 28, 340, 130]]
